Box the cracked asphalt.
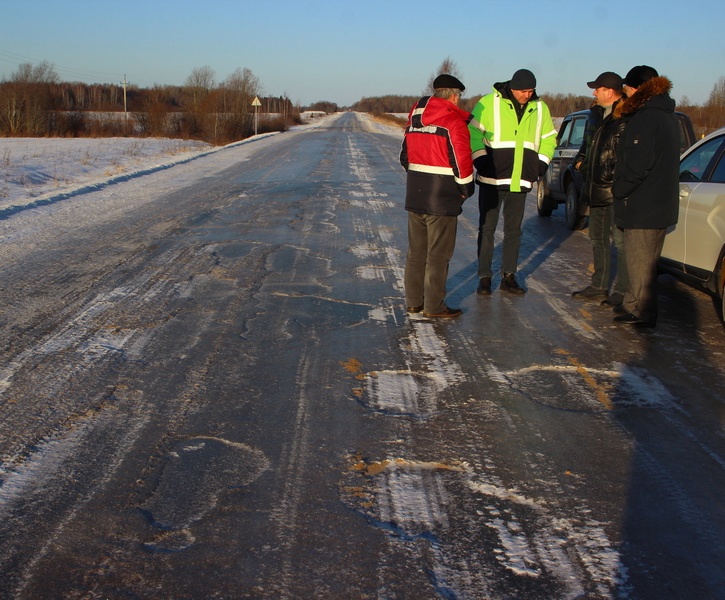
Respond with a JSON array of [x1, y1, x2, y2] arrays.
[[0, 112, 723, 599]]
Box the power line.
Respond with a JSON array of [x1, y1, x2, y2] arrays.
[[0, 48, 118, 83], [0, 48, 156, 86]]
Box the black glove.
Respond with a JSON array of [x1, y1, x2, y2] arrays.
[[474, 155, 492, 173], [457, 181, 475, 199]]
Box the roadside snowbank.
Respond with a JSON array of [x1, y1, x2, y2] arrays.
[[0, 136, 257, 217], [0, 113, 397, 220]]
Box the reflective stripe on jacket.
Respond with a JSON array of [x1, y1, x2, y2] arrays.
[[400, 95, 475, 216], [469, 83, 557, 192]]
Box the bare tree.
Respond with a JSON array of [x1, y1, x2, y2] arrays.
[[139, 85, 171, 136], [0, 61, 60, 134], [184, 66, 216, 111], [703, 76, 725, 132], [706, 76, 725, 106], [216, 68, 262, 142], [179, 66, 217, 138], [185, 66, 216, 92], [11, 60, 59, 84], [426, 57, 464, 94], [223, 67, 260, 113]]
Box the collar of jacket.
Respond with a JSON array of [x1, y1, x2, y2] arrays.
[[614, 76, 673, 118], [607, 96, 625, 119], [493, 81, 541, 103], [411, 95, 471, 129]]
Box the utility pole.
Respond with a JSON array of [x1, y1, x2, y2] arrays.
[[121, 74, 129, 134]]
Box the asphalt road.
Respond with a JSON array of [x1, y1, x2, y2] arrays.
[[0, 112, 723, 599]]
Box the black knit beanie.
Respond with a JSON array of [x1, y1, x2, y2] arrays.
[[510, 69, 537, 90]]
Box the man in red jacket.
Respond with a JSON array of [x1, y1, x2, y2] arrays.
[[400, 74, 475, 318]]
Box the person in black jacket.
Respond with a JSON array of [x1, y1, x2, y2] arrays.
[[571, 72, 629, 308], [612, 65, 680, 328]]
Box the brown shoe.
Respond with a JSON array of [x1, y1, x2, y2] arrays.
[[572, 286, 607, 300], [422, 306, 463, 318], [406, 305, 424, 314], [601, 292, 624, 307], [613, 312, 656, 328]]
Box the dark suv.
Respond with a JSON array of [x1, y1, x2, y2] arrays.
[[536, 109, 696, 229]]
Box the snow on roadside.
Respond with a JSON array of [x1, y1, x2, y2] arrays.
[[0, 113, 377, 218], [0, 137, 231, 216]]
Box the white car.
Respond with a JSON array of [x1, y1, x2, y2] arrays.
[[660, 126, 725, 323]]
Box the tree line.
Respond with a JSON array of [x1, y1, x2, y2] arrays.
[[2, 60, 725, 143], [351, 92, 596, 116], [351, 86, 725, 139], [353, 55, 725, 139], [0, 62, 301, 145]]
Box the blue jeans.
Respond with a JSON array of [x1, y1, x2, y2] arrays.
[[477, 185, 526, 278], [622, 228, 666, 324], [588, 204, 628, 294], [404, 212, 458, 313]]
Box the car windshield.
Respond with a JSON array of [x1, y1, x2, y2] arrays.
[[680, 136, 724, 182], [557, 116, 587, 148], [569, 117, 586, 148]]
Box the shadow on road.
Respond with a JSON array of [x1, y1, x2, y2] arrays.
[[447, 197, 577, 307], [611, 279, 725, 597]]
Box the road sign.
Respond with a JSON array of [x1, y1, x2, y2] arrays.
[[252, 96, 261, 136]]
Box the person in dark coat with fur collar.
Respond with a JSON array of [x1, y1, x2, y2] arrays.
[[612, 65, 680, 328]]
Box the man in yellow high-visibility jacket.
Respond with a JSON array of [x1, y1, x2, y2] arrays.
[[469, 69, 557, 295]]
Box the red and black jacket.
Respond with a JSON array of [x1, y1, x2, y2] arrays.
[[400, 96, 475, 216]]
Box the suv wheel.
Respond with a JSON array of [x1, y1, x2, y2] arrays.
[[536, 178, 555, 217], [565, 181, 586, 230]]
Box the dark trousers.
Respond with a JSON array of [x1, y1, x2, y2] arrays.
[[477, 185, 526, 279], [404, 212, 458, 313], [622, 228, 667, 324], [589, 204, 628, 294]]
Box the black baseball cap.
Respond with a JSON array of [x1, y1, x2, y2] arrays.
[[433, 74, 465, 92], [587, 71, 623, 90]]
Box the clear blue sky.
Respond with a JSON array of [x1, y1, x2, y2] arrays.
[[2, 0, 723, 108]]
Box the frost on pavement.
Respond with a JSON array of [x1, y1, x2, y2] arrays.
[[358, 323, 465, 419], [141, 436, 269, 552], [339, 131, 626, 598], [340, 455, 624, 599]]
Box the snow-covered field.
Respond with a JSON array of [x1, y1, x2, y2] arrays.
[[0, 137, 219, 215], [0, 114, 402, 218]]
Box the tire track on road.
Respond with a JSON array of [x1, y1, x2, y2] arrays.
[[341, 129, 628, 598]]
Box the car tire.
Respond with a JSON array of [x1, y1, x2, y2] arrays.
[[565, 181, 586, 230], [536, 179, 554, 217]]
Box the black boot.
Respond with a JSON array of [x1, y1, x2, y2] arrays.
[[500, 273, 526, 295], [477, 277, 492, 296]]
